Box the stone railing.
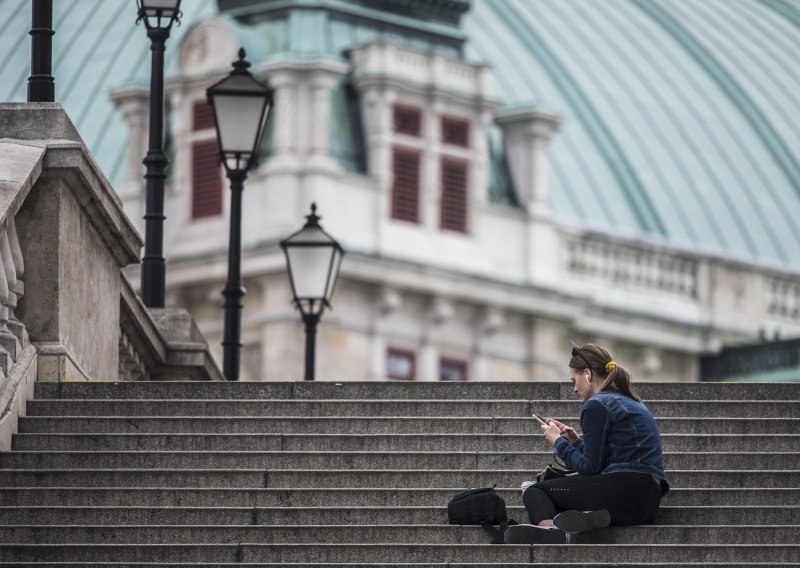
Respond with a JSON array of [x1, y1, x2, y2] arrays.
[[0, 103, 223, 450], [0, 131, 40, 451], [0, 218, 36, 452], [564, 234, 698, 299], [0, 218, 27, 375], [350, 41, 491, 98]]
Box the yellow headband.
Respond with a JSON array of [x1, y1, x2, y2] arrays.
[[605, 361, 617, 373]]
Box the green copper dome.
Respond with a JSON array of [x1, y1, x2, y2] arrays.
[[1, 0, 798, 269]]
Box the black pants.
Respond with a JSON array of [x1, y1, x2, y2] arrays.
[[523, 472, 663, 526]]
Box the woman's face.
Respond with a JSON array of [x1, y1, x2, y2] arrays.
[[569, 366, 594, 402]]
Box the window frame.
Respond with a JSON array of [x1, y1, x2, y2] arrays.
[[387, 347, 417, 381]]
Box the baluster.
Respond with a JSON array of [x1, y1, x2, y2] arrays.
[[6, 218, 26, 342], [0, 239, 16, 373]]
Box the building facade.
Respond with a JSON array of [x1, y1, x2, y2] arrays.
[[3, 0, 799, 381]]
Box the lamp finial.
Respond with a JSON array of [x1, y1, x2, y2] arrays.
[[305, 202, 321, 227], [232, 48, 251, 73]]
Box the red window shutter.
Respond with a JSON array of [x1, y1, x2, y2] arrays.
[[394, 105, 422, 137], [391, 147, 421, 223], [442, 116, 469, 147], [441, 158, 468, 232], [193, 100, 215, 131], [191, 139, 223, 219]]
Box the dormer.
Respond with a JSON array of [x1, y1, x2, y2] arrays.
[[350, 41, 500, 235]]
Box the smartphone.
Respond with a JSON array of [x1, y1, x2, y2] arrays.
[[532, 413, 550, 424]]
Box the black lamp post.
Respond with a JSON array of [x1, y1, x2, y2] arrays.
[[207, 48, 272, 381], [136, 0, 181, 308], [28, 0, 55, 102], [280, 204, 345, 381]]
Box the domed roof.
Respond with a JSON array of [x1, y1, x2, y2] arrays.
[[464, 0, 800, 269], [1, 0, 798, 270]]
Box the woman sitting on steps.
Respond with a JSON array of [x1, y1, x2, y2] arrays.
[[506, 343, 669, 544]]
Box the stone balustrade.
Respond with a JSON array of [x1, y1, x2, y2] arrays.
[[565, 235, 698, 299], [350, 41, 492, 100], [0, 218, 26, 377]]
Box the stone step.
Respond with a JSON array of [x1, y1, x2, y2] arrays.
[[0, 562, 800, 568], [1, 543, 799, 563], [0, 505, 796, 527], [34, 381, 800, 401], [0, 468, 796, 488], [528, 545, 800, 564], [1, 487, 794, 507], [12, 432, 800, 453], [0, 450, 795, 471], [1, 565, 798, 568], [24, 399, 800, 418], [18, 416, 800, 434], [0, 524, 797, 545]]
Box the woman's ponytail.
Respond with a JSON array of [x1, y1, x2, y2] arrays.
[[569, 343, 640, 401], [602, 363, 640, 401]]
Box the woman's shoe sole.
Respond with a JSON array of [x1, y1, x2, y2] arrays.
[[553, 509, 611, 533], [504, 524, 566, 544]]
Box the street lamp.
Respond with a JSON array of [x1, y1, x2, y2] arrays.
[[207, 48, 272, 381], [280, 203, 345, 381], [136, 0, 181, 308]]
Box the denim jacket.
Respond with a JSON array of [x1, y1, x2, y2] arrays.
[[554, 388, 669, 493]]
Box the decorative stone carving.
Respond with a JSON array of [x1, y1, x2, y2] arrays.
[[379, 287, 402, 315], [431, 298, 454, 325], [177, 18, 239, 76], [482, 307, 505, 335]]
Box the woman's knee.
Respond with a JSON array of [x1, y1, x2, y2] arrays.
[[522, 485, 556, 523]]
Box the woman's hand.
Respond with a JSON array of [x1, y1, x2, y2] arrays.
[[540, 421, 562, 446], [549, 419, 580, 444]]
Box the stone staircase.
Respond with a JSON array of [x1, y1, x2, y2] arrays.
[[0, 380, 798, 566]]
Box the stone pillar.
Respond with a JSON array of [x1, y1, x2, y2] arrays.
[[110, 86, 149, 231], [265, 68, 301, 173], [360, 87, 396, 251], [422, 101, 442, 234], [307, 65, 348, 172]]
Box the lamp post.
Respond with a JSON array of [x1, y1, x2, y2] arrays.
[[28, 0, 55, 102], [207, 48, 272, 381], [280, 204, 345, 381], [136, 0, 181, 308]]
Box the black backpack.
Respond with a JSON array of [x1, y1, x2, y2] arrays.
[[446, 487, 518, 544]]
